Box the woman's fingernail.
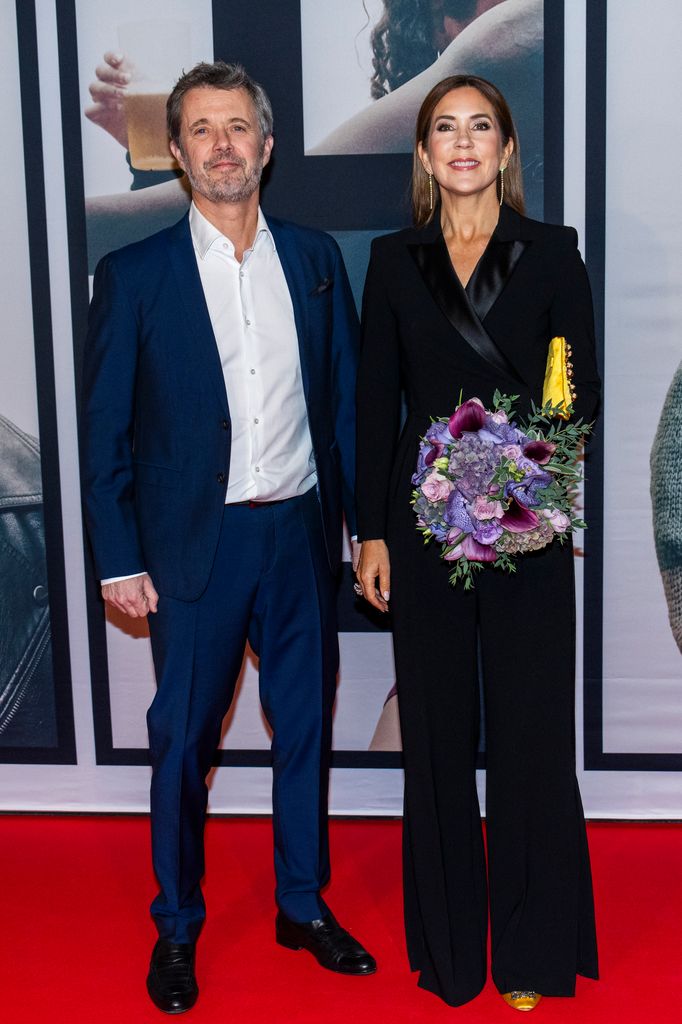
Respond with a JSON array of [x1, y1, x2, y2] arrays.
[[383, 591, 390, 601]]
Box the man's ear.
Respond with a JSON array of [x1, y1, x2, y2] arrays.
[[262, 134, 274, 168], [170, 140, 186, 172]]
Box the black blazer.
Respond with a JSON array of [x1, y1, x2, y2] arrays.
[[356, 204, 601, 541]]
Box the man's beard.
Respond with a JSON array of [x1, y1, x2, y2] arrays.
[[181, 145, 264, 204]]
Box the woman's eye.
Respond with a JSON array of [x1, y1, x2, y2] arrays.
[[436, 123, 454, 131], [472, 121, 491, 130]]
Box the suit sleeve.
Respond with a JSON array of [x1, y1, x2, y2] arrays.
[[329, 238, 361, 536], [80, 254, 146, 581], [549, 229, 602, 425], [356, 239, 402, 541]]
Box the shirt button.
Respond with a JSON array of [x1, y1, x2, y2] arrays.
[[255, 466, 260, 473], [217, 472, 225, 484], [239, 271, 244, 278], [245, 318, 252, 326], [254, 417, 259, 424], [250, 368, 256, 375]]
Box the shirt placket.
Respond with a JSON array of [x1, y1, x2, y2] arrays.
[[240, 246, 264, 493]]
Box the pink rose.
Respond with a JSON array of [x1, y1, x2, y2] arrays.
[[542, 508, 570, 532], [471, 495, 504, 521], [422, 470, 454, 503], [502, 444, 522, 460]]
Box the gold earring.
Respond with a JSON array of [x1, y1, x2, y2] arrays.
[[499, 166, 505, 207]]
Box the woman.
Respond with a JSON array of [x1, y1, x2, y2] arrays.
[[308, 0, 542, 157], [356, 76, 600, 1009], [369, 0, 506, 99]]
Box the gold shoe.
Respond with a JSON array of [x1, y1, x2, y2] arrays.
[[502, 991, 542, 1011]]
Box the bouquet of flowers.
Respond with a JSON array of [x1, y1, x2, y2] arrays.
[[411, 391, 592, 589]]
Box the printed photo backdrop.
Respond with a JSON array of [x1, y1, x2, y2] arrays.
[[1, 0, 680, 815], [0, 0, 75, 765]]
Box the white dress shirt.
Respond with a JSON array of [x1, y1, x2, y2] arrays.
[[102, 202, 317, 584], [190, 202, 317, 504]]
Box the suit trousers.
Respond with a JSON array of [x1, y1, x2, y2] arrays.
[[389, 518, 598, 1006], [146, 487, 338, 943]]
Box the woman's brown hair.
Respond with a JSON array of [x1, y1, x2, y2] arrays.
[[411, 74, 525, 226]]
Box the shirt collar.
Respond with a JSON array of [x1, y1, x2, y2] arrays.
[[189, 202, 275, 259]]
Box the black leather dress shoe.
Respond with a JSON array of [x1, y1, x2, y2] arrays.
[[275, 909, 377, 975], [146, 939, 199, 1014]]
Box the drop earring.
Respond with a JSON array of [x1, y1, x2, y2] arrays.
[[428, 173, 434, 211], [499, 166, 505, 207]]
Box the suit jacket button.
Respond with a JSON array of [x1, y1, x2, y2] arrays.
[[217, 472, 225, 484], [221, 420, 229, 430], [33, 584, 49, 605]]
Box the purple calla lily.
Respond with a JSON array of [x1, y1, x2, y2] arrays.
[[524, 440, 556, 464], [448, 399, 486, 438], [500, 499, 540, 533], [462, 534, 498, 561]]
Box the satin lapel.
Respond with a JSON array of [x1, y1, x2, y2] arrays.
[[267, 219, 311, 401], [408, 235, 525, 386], [466, 238, 528, 323], [166, 216, 229, 415]]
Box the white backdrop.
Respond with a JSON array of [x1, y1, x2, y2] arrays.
[[1, 0, 680, 817]]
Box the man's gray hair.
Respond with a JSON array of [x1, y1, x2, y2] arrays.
[[166, 61, 273, 145]]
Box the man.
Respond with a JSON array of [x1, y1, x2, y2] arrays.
[[81, 61, 374, 1015]]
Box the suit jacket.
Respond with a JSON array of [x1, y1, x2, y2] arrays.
[[81, 212, 359, 601], [356, 204, 601, 541]]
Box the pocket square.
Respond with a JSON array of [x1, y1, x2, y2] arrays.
[[310, 277, 332, 296]]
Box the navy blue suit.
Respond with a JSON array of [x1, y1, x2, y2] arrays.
[[81, 212, 359, 941]]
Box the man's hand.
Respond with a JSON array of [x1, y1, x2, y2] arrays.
[[102, 573, 159, 618], [357, 539, 391, 613], [351, 539, 362, 574], [85, 52, 133, 148]]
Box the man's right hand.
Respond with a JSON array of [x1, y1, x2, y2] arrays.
[[85, 52, 133, 148], [102, 573, 159, 618]]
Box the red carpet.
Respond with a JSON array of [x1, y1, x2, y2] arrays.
[[2, 817, 681, 1023]]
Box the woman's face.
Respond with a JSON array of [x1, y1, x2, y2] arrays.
[[418, 86, 512, 203]]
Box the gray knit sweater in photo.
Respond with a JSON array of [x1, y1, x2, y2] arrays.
[[651, 359, 682, 653]]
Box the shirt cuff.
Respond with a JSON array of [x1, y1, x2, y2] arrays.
[[101, 571, 146, 585]]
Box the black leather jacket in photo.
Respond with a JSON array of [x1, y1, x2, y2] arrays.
[[0, 414, 56, 747]]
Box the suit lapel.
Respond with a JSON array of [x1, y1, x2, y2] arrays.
[[166, 215, 229, 416], [466, 237, 528, 323], [267, 217, 312, 401], [408, 221, 526, 386]]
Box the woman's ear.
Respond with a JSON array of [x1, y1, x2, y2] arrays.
[[501, 137, 514, 170], [417, 140, 432, 176]]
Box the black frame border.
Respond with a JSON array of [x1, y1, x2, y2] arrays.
[[0, 0, 77, 765], [581, 0, 682, 771]]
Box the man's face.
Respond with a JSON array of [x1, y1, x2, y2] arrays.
[[170, 86, 273, 205]]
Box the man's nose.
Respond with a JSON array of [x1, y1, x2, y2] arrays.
[[213, 128, 232, 149]]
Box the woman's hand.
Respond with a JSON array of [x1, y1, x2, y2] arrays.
[[357, 539, 391, 613]]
